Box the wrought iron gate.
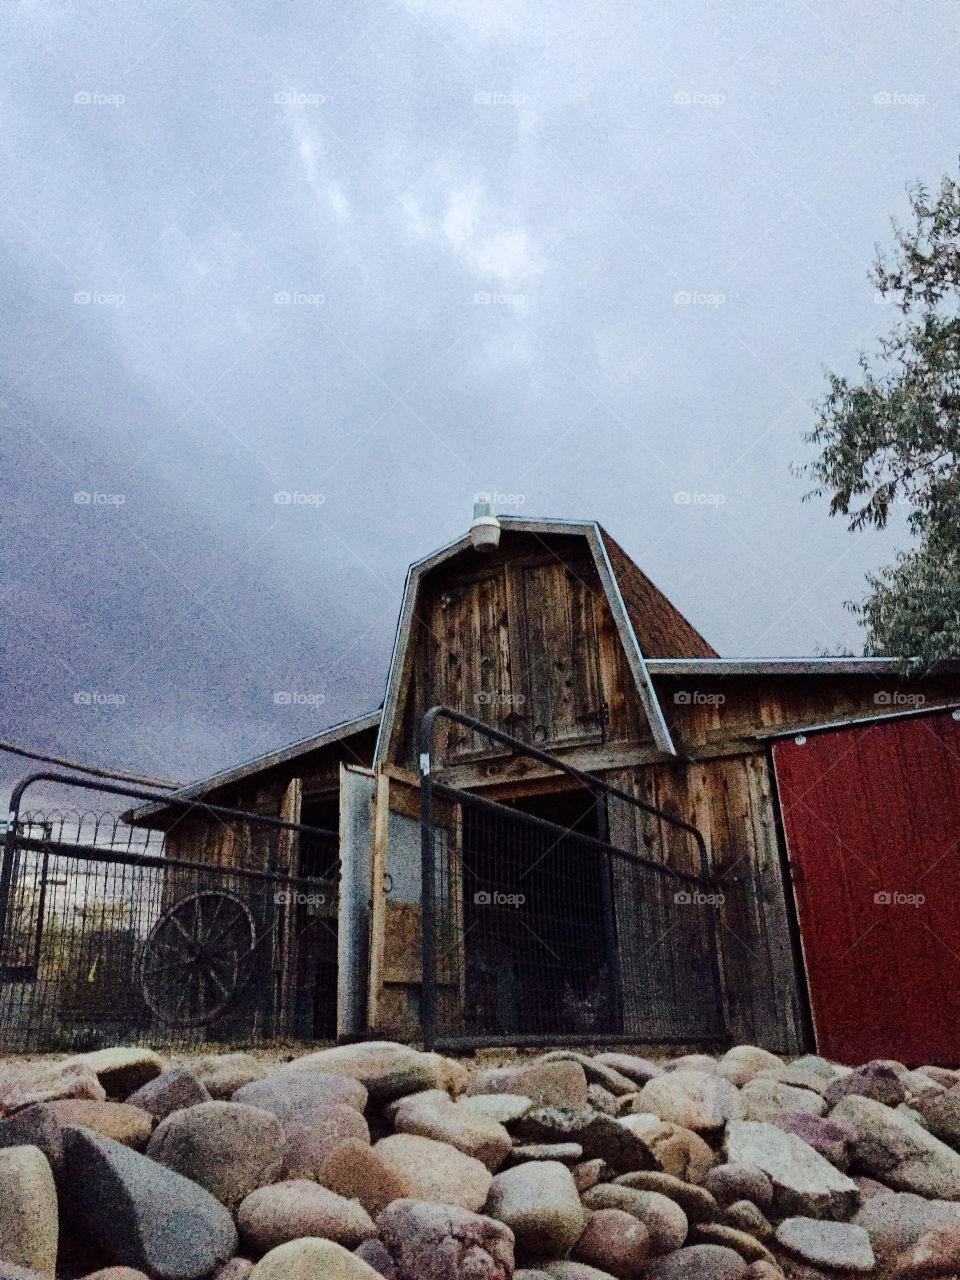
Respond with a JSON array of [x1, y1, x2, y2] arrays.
[[0, 772, 340, 1052], [418, 707, 731, 1050]]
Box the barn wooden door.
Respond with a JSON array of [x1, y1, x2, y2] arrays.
[[773, 708, 960, 1065]]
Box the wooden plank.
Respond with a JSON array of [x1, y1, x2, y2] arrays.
[[337, 765, 374, 1040], [366, 770, 391, 1033]]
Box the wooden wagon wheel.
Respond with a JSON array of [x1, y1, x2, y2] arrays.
[[141, 890, 256, 1027]]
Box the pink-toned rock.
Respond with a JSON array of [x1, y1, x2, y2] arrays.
[[0, 1061, 106, 1112], [234, 1072, 367, 1116], [284, 1103, 371, 1180], [377, 1198, 515, 1280], [320, 1140, 413, 1216], [851, 1176, 960, 1267], [571, 1208, 650, 1278], [823, 1061, 908, 1109], [582, 1185, 687, 1254], [47, 1100, 153, 1150], [353, 1239, 397, 1279], [716, 1048, 783, 1089], [573, 1158, 608, 1193], [393, 1090, 512, 1170], [212, 1264, 255, 1280], [237, 1179, 375, 1254], [126, 1067, 211, 1121], [282, 1042, 468, 1100], [466, 1062, 589, 1109], [146, 1101, 284, 1210], [771, 1111, 855, 1169], [892, 1221, 960, 1277], [634, 1071, 740, 1134], [373, 1133, 492, 1212], [189, 1053, 266, 1100]]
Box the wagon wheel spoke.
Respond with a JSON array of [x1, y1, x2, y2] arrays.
[[206, 903, 249, 949], [203, 964, 231, 1001]]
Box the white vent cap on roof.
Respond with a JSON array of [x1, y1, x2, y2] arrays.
[[470, 496, 501, 552]]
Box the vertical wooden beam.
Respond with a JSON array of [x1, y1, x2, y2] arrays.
[[276, 776, 302, 1036]]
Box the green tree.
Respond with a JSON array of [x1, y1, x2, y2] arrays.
[[804, 170, 960, 669]]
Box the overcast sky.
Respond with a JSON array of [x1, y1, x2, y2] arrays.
[[1, 0, 957, 795]]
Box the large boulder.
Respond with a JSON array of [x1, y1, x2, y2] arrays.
[[237, 1180, 375, 1254], [189, 1054, 266, 1100], [831, 1094, 960, 1198], [286, 1104, 371, 1181], [47, 1100, 153, 1150], [0, 1061, 106, 1112], [0, 1106, 64, 1172], [126, 1068, 211, 1121], [377, 1198, 515, 1280], [823, 1061, 908, 1110], [61, 1126, 237, 1280], [319, 1140, 414, 1216], [282, 1043, 468, 1100], [891, 1221, 960, 1278], [908, 1087, 960, 1151], [637, 1243, 747, 1279], [716, 1047, 783, 1089], [724, 1120, 859, 1219], [249, 1239, 380, 1278], [775, 1217, 875, 1273], [63, 1048, 163, 1099], [373, 1134, 493, 1211], [851, 1176, 960, 1268], [633, 1071, 740, 1134], [146, 1102, 284, 1210], [581, 1184, 687, 1253], [485, 1160, 586, 1258], [571, 1207, 650, 1278], [233, 1072, 367, 1117], [771, 1111, 855, 1170], [618, 1114, 716, 1183], [466, 1063, 588, 1109], [738, 1080, 825, 1124], [0, 1145, 58, 1275], [392, 1091, 512, 1170]]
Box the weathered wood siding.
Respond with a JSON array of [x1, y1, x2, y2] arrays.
[[397, 536, 650, 769]]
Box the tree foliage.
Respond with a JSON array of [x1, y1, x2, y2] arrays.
[[804, 171, 960, 668]]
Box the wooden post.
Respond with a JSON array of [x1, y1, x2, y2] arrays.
[[276, 777, 302, 1036]]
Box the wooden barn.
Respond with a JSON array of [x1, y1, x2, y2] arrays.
[[135, 514, 960, 1065]]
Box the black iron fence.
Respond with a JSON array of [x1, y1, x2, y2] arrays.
[[0, 773, 340, 1052], [418, 707, 731, 1050]]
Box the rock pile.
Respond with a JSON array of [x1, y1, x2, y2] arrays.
[[3, 1042, 960, 1277]]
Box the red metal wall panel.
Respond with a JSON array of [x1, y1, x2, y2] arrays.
[[774, 708, 960, 1065]]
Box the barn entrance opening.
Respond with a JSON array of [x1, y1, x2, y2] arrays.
[[297, 796, 340, 1041], [460, 786, 620, 1039]]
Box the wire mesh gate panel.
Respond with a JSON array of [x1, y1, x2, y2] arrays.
[[419, 708, 731, 1050], [0, 773, 340, 1053]]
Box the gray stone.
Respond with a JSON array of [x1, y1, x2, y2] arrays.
[[724, 1121, 858, 1220], [582, 1184, 687, 1253], [724, 1201, 773, 1242], [189, 1053, 266, 1100], [908, 1087, 960, 1152], [507, 1143, 583, 1165], [146, 1101, 284, 1210], [0, 1145, 57, 1275], [823, 1061, 908, 1109], [618, 1114, 716, 1183], [373, 1133, 493, 1212], [614, 1171, 719, 1223], [538, 1051, 639, 1096], [0, 1061, 106, 1112], [716, 1047, 784, 1089], [283, 1102, 371, 1181], [770, 1112, 855, 1170], [353, 1239, 397, 1279], [126, 1067, 211, 1121], [485, 1160, 585, 1258], [458, 1094, 533, 1125], [63, 1048, 164, 1099], [249, 1239, 380, 1278], [850, 1176, 960, 1268], [0, 1105, 64, 1173], [775, 1217, 875, 1273], [466, 1062, 589, 1109], [234, 1071, 367, 1116], [62, 1125, 237, 1280], [831, 1093, 960, 1198], [282, 1042, 468, 1100], [702, 1164, 773, 1212], [688, 1224, 776, 1266], [47, 1100, 153, 1150], [237, 1180, 375, 1254], [634, 1071, 740, 1134], [377, 1198, 515, 1280], [594, 1055, 663, 1086], [757, 1055, 849, 1096], [891, 1221, 960, 1278], [661, 1055, 720, 1074], [392, 1089, 512, 1170], [538, 1266, 622, 1280], [738, 1080, 825, 1124], [639, 1243, 747, 1279], [516, 1107, 654, 1173]]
